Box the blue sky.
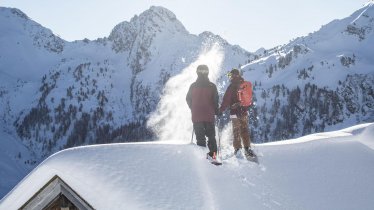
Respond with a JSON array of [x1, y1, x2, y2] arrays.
[[1, 0, 369, 51]]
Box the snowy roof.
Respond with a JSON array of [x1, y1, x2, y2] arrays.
[[1, 123, 374, 210]]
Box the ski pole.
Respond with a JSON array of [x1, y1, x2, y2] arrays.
[[191, 127, 194, 144], [217, 117, 222, 161]]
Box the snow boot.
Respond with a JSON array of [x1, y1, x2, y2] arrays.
[[244, 147, 258, 163], [244, 147, 255, 157], [207, 152, 222, 166], [234, 148, 241, 156], [207, 152, 216, 161]]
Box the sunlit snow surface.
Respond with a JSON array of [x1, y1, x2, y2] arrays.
[[1, 123, 373, 210]]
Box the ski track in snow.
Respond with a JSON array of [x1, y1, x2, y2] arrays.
[[218, 150, 298, 210]]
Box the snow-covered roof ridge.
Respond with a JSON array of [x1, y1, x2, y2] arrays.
[[262, 123, 374, 146], [1, 123, 374, 210]]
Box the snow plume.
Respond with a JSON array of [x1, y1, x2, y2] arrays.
[[147, 44, 224, 141]]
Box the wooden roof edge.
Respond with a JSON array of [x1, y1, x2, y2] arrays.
[[19, 174, 95, 210]]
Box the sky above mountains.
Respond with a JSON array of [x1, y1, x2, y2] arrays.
[[0, 0, 369, 51]]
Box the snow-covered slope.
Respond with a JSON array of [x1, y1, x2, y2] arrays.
[[0, 129, 32, 198], [1, 123, 373, 210], [0, 8, 64, 81]]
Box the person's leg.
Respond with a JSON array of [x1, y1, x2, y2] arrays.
[[239, 115, 251, 148], [205, 122, 217, 155], [193, 122, 206, 147], [232, 118, 242, 150]]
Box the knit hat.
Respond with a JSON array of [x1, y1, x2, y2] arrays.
[[230, 68, 240, 76], [227, 68, 241, 79]]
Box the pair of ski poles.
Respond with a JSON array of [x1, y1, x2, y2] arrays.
[[190, 116, 223, 160]]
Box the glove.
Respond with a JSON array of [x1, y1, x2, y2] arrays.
[[231, 102, 240, 109]]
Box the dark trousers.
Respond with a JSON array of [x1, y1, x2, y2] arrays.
[[193, 122, 217, 154]]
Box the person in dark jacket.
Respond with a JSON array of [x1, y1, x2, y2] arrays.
[[219, 69, 255, 157], [186, 64, 219, 160]]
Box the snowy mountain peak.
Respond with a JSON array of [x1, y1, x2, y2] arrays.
[[108, 6, 193, 75], [131, 5, 188, 36], [0, 7, 65, 54], [139, 6, 178, 23], [365, 0, 374, 7], [352, 1, 374, 22], [0, 7, 29, 20], [109, 6, 188, 53], [344, 2, 374, 41], [199, 31, 228, 45]]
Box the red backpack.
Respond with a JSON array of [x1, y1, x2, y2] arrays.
[[237, 81, 253, 107]]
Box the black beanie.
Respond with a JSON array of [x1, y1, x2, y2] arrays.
[[196, 65, 209, 75], [230, 68, 240, 75]]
